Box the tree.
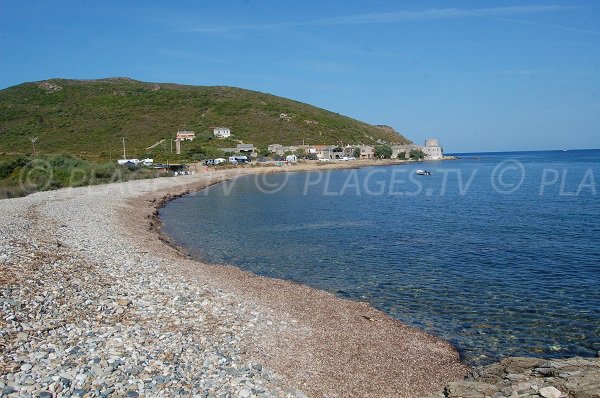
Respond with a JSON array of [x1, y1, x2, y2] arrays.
[[397, 151, 406, 160], [353, 147, 361, 158], [258, 146, 269, 156], [295, 148, 306, 158], [409, 148, 426, 160], [374, 145, 392, 159]]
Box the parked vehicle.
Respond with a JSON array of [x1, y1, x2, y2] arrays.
[[228, 155, 250, 164]]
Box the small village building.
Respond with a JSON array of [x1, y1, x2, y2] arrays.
[[342, 145, 356, 157], [220, 143, 257, 157], [311, 145, 327, 158], [176, 131, 195, 141], [213, 127, 231, 138], [268, 144, 285, 155], [262, 140, 443, 161], [318, 146, 344, 160], [268, 144, 311, 156], [237, 143, 257, 156], [358, 145, 375, 159]]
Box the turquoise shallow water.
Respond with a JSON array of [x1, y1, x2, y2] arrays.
[[160, 150, 600, 365]]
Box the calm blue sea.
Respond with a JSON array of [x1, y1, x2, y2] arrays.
[[160, 150, 600, 365]]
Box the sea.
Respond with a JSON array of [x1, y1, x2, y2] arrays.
[[159, 149, 600, 365]]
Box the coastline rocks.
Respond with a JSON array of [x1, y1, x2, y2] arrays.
[[425, 356, 600, 398]]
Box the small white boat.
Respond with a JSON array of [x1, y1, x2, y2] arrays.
[[416, 169, 432, 176]]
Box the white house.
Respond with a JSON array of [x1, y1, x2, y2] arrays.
[[213, 127, 231, 138]]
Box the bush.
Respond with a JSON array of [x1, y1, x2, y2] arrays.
[[0, 154, 165, 198], [0, 156, 29, 179], [410, 149, 426, 160], [374, 145, 392, 159]]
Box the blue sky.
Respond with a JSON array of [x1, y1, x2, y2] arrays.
[[1, 1, 599, 152]]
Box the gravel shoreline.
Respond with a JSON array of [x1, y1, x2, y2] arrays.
[[1, 163, 468, 398]]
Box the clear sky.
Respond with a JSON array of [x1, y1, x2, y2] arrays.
[[1, 0, 599, 152]]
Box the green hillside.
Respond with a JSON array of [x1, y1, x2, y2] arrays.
[[0, 78, 410, 161]]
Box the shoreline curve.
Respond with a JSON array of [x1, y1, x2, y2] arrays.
[[0, 159, 468, 398], [130, 162, 470, 397]]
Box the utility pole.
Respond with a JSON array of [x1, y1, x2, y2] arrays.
[[170, 139, 173, 154], [122, 137, 127, 160], [29, 137, 38, 156]]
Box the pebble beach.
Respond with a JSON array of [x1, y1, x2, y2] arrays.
[[1, 163, 598, 398], [0, 164, 468, 398]]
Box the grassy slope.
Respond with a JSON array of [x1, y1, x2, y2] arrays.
[[0, 78, 410, 161]]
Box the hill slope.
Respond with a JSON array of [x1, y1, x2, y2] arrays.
[[0, 78, 410, 160]]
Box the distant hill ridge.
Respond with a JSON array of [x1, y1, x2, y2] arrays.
[[0, 78, 411, 160]]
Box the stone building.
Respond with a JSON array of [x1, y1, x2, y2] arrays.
[[421, 138, 443, 160], [358, 145, 375, 159], [268, 144, 285, 155], [391, 144, 418, 159], [219, 143, 257, 157]]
